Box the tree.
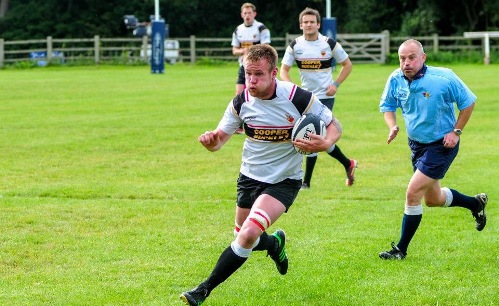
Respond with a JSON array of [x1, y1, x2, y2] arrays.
[[0, 0, 497, 40], [0, 0, 8, 18]]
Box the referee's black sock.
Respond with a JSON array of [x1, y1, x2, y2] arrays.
[[449, 189, 480, 211], [397, 213, 422, 254]]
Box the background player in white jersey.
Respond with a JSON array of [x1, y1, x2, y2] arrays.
[[232, 3, 271, 95], [280, 7, 357, 188], [180, 44, 343, 305]]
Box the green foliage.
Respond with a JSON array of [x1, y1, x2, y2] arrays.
[[428, 51, 484, 64], [343, 0, 401, 33], [195, 57, 235, 66], [385, 50, 499, 65], [0, 0, 497, 40], [0, 64, 497, 305], [10, 60, 38, 69], [399, 7, 438, 36]]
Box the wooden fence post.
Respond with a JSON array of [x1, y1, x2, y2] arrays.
[[285, 33, 293, 46], [190, 35, 196, 63], [94, 35, 100, 64], [432, 33, 439, 53], [381, 30, 390, 63], [47, 36, 53, 62], [0, 38, 4, 68], [141, 35, 148, 62], [484, 33, 490, 65]]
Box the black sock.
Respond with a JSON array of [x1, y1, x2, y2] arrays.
[[449, 189, 480, 211], [303, 155, 317, 185], [252, 231, 275, 251], [327, 145, 350, 169], [397, 214, 422, 254], [203, 246, 247, 292]]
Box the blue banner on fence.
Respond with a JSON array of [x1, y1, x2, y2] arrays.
[[321, 17, 337, 40], [151, 20, 165, 74], [321, 17, 337, 69], [30, 51, 65, 66]]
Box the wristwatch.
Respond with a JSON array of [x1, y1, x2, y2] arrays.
[[453, 128, 462, 136]]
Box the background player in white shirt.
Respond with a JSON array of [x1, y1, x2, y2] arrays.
[[231, 3, 271, 134], [232, 2, 271, 95], [281, 7, 357, 188]]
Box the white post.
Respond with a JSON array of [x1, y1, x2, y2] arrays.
[[94, 35, 100, 64], [464, 31, 499, 65], [0, 38, 4, 68], [484, 33, 490, 65], [155, 0, 160, 21], [326, 0, 331, 18]]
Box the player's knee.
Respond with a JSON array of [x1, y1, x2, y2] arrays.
[[234, 222, 242, 237], [236, 208, 271, 247], [424, 196, 445, 207], [247, 208, 271, 232], [405, 189, 421, 204], [424, 198, 441, 207], [237, 227, 261, 247], [424, 188, 448, 207]]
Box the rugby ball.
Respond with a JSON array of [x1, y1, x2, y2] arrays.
[[291, 113, 327, 155]]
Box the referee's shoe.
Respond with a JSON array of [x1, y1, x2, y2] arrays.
[[473, 193, 488, 231]]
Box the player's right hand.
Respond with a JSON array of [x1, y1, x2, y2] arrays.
[[199, 131, 219, 149], [387, 125, 399, 144]]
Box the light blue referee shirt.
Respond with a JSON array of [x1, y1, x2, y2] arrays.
[[379, 65, 476, 143]]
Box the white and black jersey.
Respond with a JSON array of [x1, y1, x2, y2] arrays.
[[281, 33, 348, 99], [217, 79, 333, 184], [231, 20, 271, 65]]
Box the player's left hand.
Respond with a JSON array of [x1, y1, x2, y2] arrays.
[[325, 84, 337, 96], [293, 133, 328, 153], [443, 132, 459, 148]]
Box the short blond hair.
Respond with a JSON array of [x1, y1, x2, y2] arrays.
[[244, 44, 278, 72], [299, 7, 321, 24], [241, 3, 256, 12]]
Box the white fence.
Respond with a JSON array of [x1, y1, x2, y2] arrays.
[[0, 31, 497, 67]]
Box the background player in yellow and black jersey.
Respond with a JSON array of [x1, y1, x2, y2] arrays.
[[280, 7, 357, 188], [231, 3, 271, 95]]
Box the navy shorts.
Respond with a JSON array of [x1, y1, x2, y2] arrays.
[[320, 98, 335, 111], [236, 65, 245, 85], [236, 173, 302, 212], [409, 138, 459, 180]]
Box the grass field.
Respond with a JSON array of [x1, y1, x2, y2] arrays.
[[0, 63, 498, 306]]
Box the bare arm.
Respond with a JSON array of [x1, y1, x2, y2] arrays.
[[232, 46, 246, 57], [279, 64, 292, 82], [443, 102, 475, 148], [383, 111, 399, 144], [454, 102, 475, 130], [198, 128, 232, 152], [326, 58, 353, 96], [335, 57, 353, 85]]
